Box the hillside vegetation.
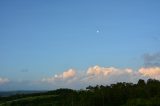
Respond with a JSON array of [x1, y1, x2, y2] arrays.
[[0, 79, 160, 106]]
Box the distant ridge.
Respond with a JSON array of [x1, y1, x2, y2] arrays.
[[0, 90, 46, 97]]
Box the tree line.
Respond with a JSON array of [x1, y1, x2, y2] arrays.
[[0, 79, 160, 106]]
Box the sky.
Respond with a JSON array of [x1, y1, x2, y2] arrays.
[[0, 0, 160, 90]]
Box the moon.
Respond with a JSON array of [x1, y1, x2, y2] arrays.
[[96, 30, 100, 33]]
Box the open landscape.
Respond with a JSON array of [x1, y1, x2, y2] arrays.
[[1, 0, 160, 106], [0, 79, 160, 106]]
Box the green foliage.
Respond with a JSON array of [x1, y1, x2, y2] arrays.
[[123, 97, 160, 106], [0, 79, 160, 106]]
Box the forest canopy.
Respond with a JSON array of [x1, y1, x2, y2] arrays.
[[0, 79, 160, 106]]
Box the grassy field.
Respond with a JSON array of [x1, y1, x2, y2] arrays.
[[0, 95, 58, 106]]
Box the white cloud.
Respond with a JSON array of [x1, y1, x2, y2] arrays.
[[42, 69, 76, 83], [139, 67, 160, 80], [63, 69, 76, 79], [41, 65, 160, 88], [84, 66, 143, 85], [0, 77, 9, 85], [2, 66, 160, 90], [87, 65, 114, 76]]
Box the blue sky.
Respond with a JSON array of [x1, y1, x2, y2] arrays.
[[0, 0, 160, 90]]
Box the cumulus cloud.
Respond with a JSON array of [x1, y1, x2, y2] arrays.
[[139, 67, 160, 80], [63, 69, 76, 79], [40, 65, 160, 89], [2, 66, 159, 90], [0, 77, 9, 85], [41, 65, 160, 88], [87, 65, 114, 76], [84, 66, 143, 85], [3, 65, 160, 90], [42, 69, 76, 83]]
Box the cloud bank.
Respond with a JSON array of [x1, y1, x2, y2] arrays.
[[41, 65, 160, 88], [1, 66, 160, 90], [40, 52, 160, 89], [139, 67, 160, 80]]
